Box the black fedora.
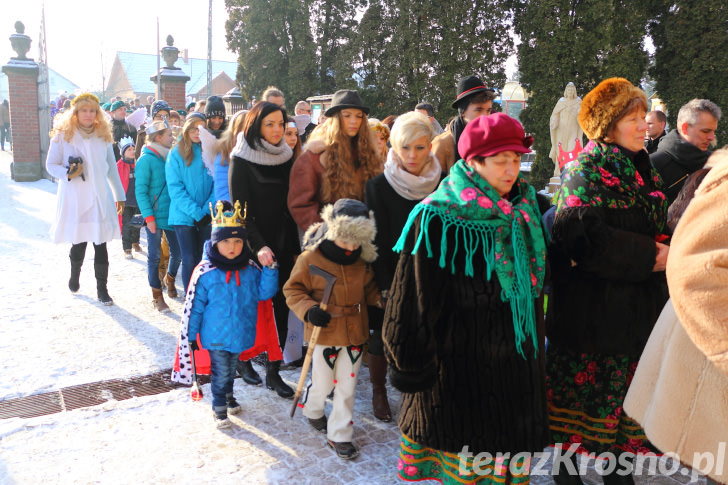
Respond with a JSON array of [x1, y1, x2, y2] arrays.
[[325, 89, 370, 116], [452, 75, 494, 108]]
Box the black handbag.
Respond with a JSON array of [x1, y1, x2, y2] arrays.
[[129, 182, 166, 228], [129, 213, 146, 228]]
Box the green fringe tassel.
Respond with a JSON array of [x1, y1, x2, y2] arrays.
[[393, 204, 538, 359]]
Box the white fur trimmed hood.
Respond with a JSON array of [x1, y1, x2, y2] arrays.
[[302, 199, 378, 263]]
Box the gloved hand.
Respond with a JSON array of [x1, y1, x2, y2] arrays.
[[189, 339, 199, 352], [67, 163, 83, 180], [194, 214, 212, 228], [305, 305, 331, 328]]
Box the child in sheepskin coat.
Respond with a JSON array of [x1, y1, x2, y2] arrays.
[[283, 199, 382, 460]]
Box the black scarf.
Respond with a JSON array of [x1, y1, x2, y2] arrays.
[[319, 240, 362, 265], [206, 243, 251, 272]]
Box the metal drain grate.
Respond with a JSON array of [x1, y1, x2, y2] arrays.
[[0, 369, 211, 420]]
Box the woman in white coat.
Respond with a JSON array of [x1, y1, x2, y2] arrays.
[[45, 93, 125, 305]]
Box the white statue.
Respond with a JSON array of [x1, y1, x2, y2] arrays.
[[549, 82, 584, 177]]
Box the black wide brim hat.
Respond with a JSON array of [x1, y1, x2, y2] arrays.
[[324, 90, 370, 117], [452, 75, 494, 108]]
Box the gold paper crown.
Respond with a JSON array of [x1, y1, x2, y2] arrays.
[[72, 93, 100, 107], [209, 200, 247, 228]]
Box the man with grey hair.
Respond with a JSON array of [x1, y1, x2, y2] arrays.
[[262, 86, 285, 107], [651, 99, 722, 203], [294, 100, 316, 143]]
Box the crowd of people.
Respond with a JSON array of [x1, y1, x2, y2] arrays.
[[41, 77, 725, 484]]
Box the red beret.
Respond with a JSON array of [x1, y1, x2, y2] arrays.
[[458, 113, 533, 161]]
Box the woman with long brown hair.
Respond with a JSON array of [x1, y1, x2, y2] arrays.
[[45, 93, 126, 305], [166, 112, 215, 291], [287, 90, 383, 232]]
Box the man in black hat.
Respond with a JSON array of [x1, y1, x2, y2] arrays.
[[431, 75, 495, 172]]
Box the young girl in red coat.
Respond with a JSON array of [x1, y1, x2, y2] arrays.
[[116, 136, 142, 258]]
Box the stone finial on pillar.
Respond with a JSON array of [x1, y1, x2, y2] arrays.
[[3, 20, 42, 181], [150, 34, 190, 111]]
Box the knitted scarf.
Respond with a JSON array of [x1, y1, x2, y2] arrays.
[[394, 160, 547, 358], [230, 134, 292, 166], [383, 149, 442, 201], [556, 140, 668, 234]]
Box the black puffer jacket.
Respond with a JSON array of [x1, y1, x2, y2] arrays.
[[383, 214, 549, 454], [650, 129, 711, 204]]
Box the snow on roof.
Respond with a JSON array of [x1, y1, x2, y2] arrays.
[[116, 51, 238, 95]]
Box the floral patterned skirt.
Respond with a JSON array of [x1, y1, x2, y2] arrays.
[[545, 344, 657, 455], [397, 434, 530, 484]]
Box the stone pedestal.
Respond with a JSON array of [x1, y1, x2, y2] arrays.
[[2, 59, 42, 181], [151, 68, 190, 111]]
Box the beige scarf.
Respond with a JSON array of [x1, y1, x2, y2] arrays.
[[383, 149, 441, 200]]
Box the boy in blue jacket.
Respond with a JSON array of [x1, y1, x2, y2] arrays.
[[186, 200, 278, 428]]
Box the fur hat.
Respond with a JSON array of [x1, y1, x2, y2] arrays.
[[205, 96, 226, 119], [578, 77, 647, 141], [302, 199, 377, 263]]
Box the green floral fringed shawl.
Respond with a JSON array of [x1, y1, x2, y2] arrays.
[[393, 160, 547, 358]]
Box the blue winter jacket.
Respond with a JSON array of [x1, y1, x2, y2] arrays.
[[187, 245, 279, 353], [166, 143, 216, 226], [135, 146, 173, 230], [213, 153, 231, 202]]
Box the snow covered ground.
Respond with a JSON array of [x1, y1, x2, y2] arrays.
[[0, 152, 710, 484]]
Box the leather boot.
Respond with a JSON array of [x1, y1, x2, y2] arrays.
[[69, 257, 83, 293], [368, 354, 392, 422], [237, 360, 262, 386], [152, 288, 170, 313], [164, 273, 178, 298], [94, 263, 113, 305], [266, 360, 294, 398]]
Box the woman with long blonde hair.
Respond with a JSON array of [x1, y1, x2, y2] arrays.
[[287, 90, 382, 231], [166, 112, 215, 291], [45, 93, 126, 305]]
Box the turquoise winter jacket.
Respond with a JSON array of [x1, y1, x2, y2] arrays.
[[135, 145, 173, 230], [187, 246, 279, 353], [166, 143, 216, 226]]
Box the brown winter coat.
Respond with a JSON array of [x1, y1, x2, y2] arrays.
[[0, 103, 10, 125], [283, 248, 380, 347], [287, 141, 371, 232], [624, 150, 728, 484], [431, 129, 456, 172]]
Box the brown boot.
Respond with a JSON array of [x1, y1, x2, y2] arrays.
[[164, 273, 178, 298], [368, 354, 392, 422], [152, 288, 169, 313]]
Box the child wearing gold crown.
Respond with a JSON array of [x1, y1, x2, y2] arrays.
[[173, 200, 278, 428]]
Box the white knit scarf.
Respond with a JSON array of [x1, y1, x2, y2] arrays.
[[383, 149, 442, 200], [231, 132, 292, 166]]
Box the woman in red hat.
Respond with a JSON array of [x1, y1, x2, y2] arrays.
[[383, 112, 549, 484]]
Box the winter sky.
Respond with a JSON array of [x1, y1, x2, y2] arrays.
[[2, 0, 238, 92]]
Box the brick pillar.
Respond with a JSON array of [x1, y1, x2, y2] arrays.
[[2, 59, 42, 181], [151, 69, 190, 112]]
